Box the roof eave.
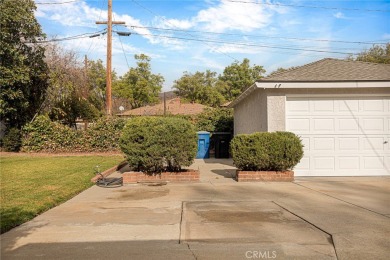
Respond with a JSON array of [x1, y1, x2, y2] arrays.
[[227, 82, 261, 108], [228, 80, 390, 108]]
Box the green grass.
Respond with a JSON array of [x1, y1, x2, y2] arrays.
[[0, 154, 124, 233]]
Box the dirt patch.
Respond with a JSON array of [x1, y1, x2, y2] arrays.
[[195, 210, 287, 223], [110, 187, 170, 200]]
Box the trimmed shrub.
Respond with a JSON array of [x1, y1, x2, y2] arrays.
[[22, 115, 80, 152], [231, 132, 304, 171], [21, 116, 126, 152], [2, 128, 22, 152], [83, 117, 125, 151], [120, 116, 197, 173]]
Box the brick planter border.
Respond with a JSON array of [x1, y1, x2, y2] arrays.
[[236, 170, 294, 182], [123, 170, 199, 184]]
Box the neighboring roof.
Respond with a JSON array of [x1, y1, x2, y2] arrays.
[[228, 58, 390, 108], [262, 58, 390, 82], [118, 98, 208, 116]]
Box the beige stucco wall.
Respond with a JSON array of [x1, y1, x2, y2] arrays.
[[233, 87, 390, 135], [234, 89, 267, 135], [267, 94, 285, 132]]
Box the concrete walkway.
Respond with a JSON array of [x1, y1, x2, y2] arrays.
[[1, 159, 390, 259]]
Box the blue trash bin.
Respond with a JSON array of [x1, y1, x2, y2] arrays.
[[196, 131, 210, 159]]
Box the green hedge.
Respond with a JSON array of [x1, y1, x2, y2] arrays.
[[1, 128, 22, 152], [230, 132, 304, 171], [120, 116, 197, 173], [21, 116, 125, 152]]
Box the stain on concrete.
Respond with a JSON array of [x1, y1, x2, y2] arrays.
[[109, 187, 169, 200], [195, 210, 286, 223]]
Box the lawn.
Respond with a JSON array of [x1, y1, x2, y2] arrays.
[[0, 154, 124, 233]]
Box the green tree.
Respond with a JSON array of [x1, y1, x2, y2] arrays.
[[348, 43, 390, 64], [114, 54, 164, 109], [0, 0, 49, 128], [86, 59, 108, 112], [267, 66, 299, 77], [173, 70, 225, 107], [43, 43, 100, 126], [218, 58, 265, 101]]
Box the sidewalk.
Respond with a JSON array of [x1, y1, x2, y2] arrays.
[[1, 159, 389, 259]]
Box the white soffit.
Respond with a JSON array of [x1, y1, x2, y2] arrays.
[[228, 81, 390, 108], [257, 81, 390, 89]]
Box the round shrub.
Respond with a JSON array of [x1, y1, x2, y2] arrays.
[[119, 116, 197, 173], [231, 131, 304, 171]]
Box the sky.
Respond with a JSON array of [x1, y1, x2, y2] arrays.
[[34, 0, 390, 91]]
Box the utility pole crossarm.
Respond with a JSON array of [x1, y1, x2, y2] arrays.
[[95, 21, 125, 25]]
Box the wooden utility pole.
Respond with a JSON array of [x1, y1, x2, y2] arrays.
[[96, 0, 125, 116]]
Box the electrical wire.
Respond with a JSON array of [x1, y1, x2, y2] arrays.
[[130, 32, 356, 55], [127, 25, 387, 46], [24, 30, 107, 43], [35, 0, 79, 5], [131, 0, 239, 62], [225, 0, 390, 12]]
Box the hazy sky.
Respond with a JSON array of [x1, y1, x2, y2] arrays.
[[35, 0, 390, 90]]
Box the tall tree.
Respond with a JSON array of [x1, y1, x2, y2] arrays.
[[43, 43, 100, 126], [173, 70, 225, 107], [348, 43, 390, 64], [114, 54, 164, 109], [87, 59, 108, 112], [0, 0, 48, 128], [218, 58, 265, 101]]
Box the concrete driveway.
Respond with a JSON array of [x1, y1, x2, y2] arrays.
[[1, 159, 389, 259]]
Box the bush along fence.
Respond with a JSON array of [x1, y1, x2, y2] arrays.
[[21, 115, 125, 152], [119, 116, 199, 183], [231, 132, 304, 182]]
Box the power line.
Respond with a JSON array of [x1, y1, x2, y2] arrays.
[[131, 0, 239, 62], [35, 0, 79, 5], [24, 30, 106, 43], [127, 25, 387, 46], [130, 32, 356, 55], [225, 0, 390, 12]]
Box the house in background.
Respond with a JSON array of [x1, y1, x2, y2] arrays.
[[228, 58, 390, 177], [117, 97, 209, 117]]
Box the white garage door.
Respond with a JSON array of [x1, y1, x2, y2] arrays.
[[286, 96, 390, 176]]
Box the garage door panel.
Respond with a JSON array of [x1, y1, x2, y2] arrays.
[[313, 118, 335, 132], [338, 137, 359, 150], [337, 118, 359, 133], [287, 96, 390, 176], [314, 157, 335, 170], [339, 100, 359, 112], [313, 137, 334, 150], [363, 137, 385, 151], [361, 118, 385, 132], [362, 99, 385, 112], [363, 157, 384, 170], [339, 157, 360, 169], [313, 100, 334, 112]]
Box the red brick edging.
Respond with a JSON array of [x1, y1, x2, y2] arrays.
[[123, 170, 199, 183], [236, 170, 294, 182]]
